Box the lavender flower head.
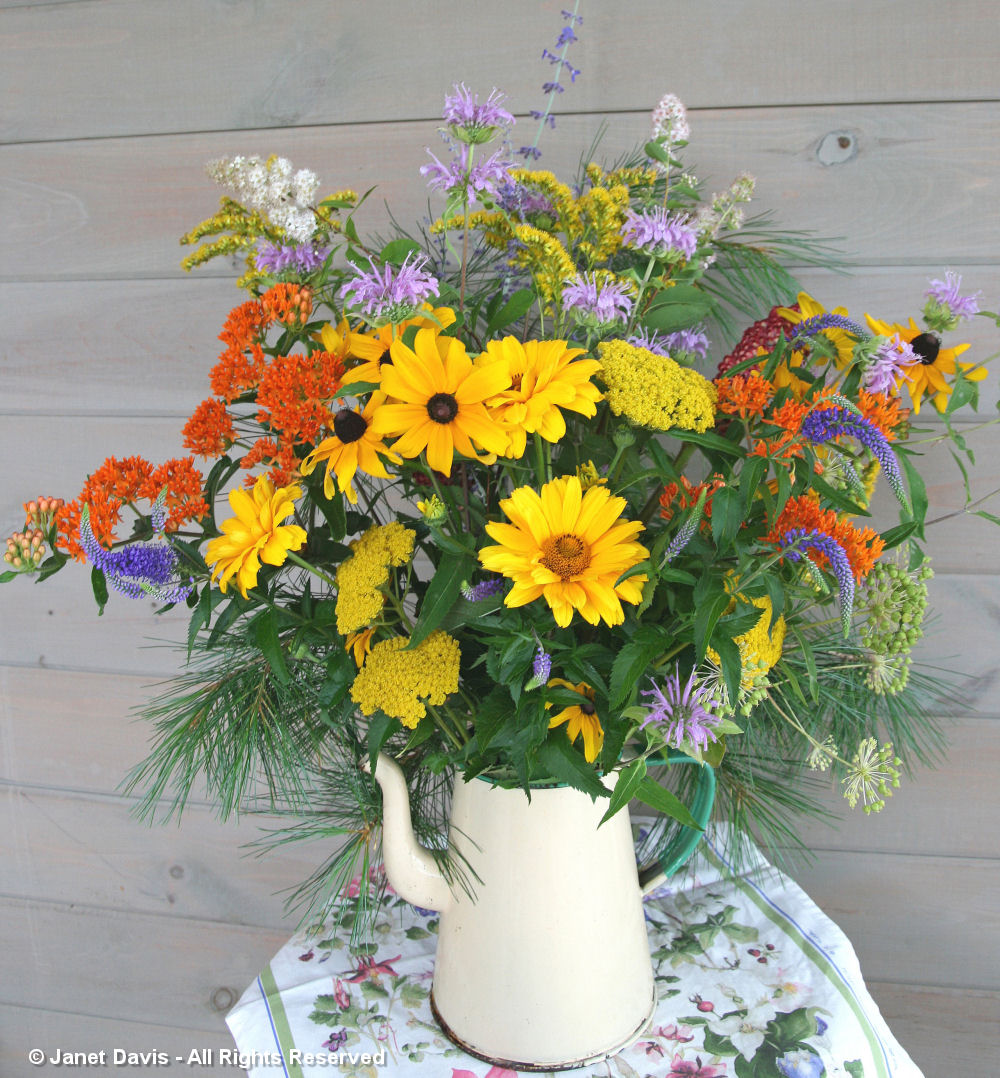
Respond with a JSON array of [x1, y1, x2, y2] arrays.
[[650, 93, 690, 143], [421, 144, 512, 202], [780, 528, 855, 634], [79, 504, 193, 604], [443, 84, 515, 144], [339, 253, 439, 327], [862, 334, 917, 394], [525, 644, 552, 692], [255, 241, 329, 276], [621, 207, 698, 262], [562, 273, 633, 329], [790, 312, 870, 342], [924, 270, 982, 331], [800, 405, 909, 510], [640, 668, 722, 751], [461, 576, 505, 602], [626, 326, 710, 362]]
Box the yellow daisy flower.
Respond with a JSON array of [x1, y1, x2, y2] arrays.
[[316, 318, 353, 363], [865, 315, 982, 414], [478, 336, 602, 458], [205, 475, 306, 598], [479, 475, 649, 628], [547, 679, 604, 762], [345, 626, 376, 668], [341, 305, 457, 391], [370, 327, 511, 476], [778, 292, 854, 369], [300, 394, 401, 504]]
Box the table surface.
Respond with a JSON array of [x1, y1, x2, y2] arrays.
[[227, 828, 922, 1078]]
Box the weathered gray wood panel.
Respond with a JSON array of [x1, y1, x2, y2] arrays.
[[3, 103, 998, 281], [0, 1005, 235, 1078], [4, 0, 999, 144]]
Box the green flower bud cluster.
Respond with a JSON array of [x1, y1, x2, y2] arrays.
[[864, 650, 911, 696], [861, 561, 933, 657]]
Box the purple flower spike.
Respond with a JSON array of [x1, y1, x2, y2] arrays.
[[339, 253, 439, 327], [640, 668, 722, 751], [79, 506, 193, 604], [562, 273, 633, 326], [780, 528, 855, 634], [791, 312, 870, 341], [525, 644, 552, 691], [461, 576, 505, 602], [800, 405, 909, 510], [620, 208, 698, 261]]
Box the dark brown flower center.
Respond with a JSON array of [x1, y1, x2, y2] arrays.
[[333, 408, 368, 443], [427, 392, 460, 424], [378, 347, 393, 367], [579, 700, 597, 715], [540, 533, 592, 578], [911, 331, 941, 365]]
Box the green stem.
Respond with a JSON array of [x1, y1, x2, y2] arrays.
[[285, 550, 338, 589], [625, 255, 658, 336], [525, 0, 581, 157]]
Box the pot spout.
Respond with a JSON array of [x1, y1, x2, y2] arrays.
[[365, 752, 453, 913]]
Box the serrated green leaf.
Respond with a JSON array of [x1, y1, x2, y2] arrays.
[[407, 551, 474, 650], [537, 737, 609, 799]]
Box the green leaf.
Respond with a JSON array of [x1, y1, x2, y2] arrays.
[[671, 428, 744, 456], [90, 566, 108, 615], [536, 737, 609, 799], [740, 456, 767, 512], [406, 551, 474, 649], [379, 238, 423, 265], [879, 520, 918, 550], [366, 712, 399, 771], [600, 757, 647, 825], [899, 450, 928, 538], [809, 474, 870, 517], [485, 288, 536, 337], [610, 631, 669, 708], [641, 285, 716, 332], [635, 776, 700, 831], [643, 140, 670, 165], [186, 585, 214, 657], [254, 608, 289, 684], [0, 570, 15, 583], [694, 589, 731, 661], [710, 485, 743, 549], [975, 510, 1000, 527]]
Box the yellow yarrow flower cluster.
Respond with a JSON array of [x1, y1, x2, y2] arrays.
[[350, 631, 462, 729], [597, 340, 717, 433], [334, 522, 415, 635]]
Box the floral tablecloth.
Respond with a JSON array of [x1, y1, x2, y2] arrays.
[[227, 829, 921, 1078]]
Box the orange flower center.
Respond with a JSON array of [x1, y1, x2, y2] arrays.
[[540, 533, 591, 577]]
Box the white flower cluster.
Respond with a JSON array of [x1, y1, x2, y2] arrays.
[[206, 155, 319, 242], [650, 93, 690, 143], [696, 172, 756, 238]]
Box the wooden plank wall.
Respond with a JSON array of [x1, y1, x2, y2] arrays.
[[1, 0, 997, 1072]]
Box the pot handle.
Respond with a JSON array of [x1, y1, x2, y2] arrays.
[[636, 750, 716, 894]]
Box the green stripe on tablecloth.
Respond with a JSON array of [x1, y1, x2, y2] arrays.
[[259, 964, 305, 1078], [701, 844, 890, 1078]]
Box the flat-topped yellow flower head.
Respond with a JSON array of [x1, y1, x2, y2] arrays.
[[205, 475, 306, 598], [479, 475, 648, 628], [370, 327, 511, 475]]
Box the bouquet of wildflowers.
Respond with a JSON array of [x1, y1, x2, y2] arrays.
[[6, 19, 997, 924]]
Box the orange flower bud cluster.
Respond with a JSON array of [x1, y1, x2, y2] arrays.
[[4, 528, 46, 570], [261, 282, 313, 326], [24, 496, 65, 528]]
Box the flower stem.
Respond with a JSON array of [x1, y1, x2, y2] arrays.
[[285, 550, 338, 589]]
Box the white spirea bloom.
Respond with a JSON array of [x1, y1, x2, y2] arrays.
[[651, 93, 690, 143], [206, 155, 319, 242]]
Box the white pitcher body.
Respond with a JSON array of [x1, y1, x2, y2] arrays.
[[429, 775, 655, 1069]]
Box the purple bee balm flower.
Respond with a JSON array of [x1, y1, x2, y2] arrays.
[[461, 576, 505, 602], [339, 253, 439, 327], [925, 270, 981, 320], [780, 527, 855, 634], [562, 273, 633, 326], [442, 84, 514, 143], [664, 327, 710, 360], [421, 145, 512, 202], [640, 668, 722, 751], [255, 241, 329, 276], [800, 405, 908, 510], [621, 208, 698, 261], [627, 328, 673, 357], [863, 333, 917, 394], [79, 506, 193, 604]]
